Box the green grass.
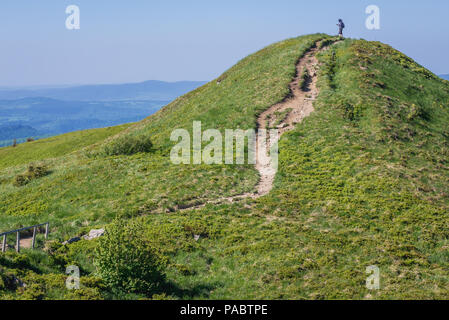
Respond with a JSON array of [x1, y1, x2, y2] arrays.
[[271, 108, 293, 128], [244, 40, 449, 299], [0, 124, 130, 170], [1, 34, 449, 300], [0, 34, 328, 299], [298, 67, 310, 91], [0, 33, 326, 232]]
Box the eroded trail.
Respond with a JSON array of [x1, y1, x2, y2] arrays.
[[173, 41, 334, 212], [254, 44, 322, 196]]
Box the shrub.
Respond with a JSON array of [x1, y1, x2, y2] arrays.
[[0, 271, 17, 291], [102, 135, 153, 156], [94, 219, 166, 295], [64, 286, 103, 300], [44, 240, 63, 254], [18, 283, 45, 300], [12, 163, 49, 187], [27, 164, 49, 179], [13, 174, 28, 187]]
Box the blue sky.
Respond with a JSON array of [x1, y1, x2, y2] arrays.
[[0, 0, 448, 86]]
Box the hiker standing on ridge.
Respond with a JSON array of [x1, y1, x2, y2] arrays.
[[337, 19, 345, 38]]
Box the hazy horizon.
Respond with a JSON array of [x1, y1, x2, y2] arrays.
[[1, 74, 448, 91], [0, 79, 207, 91]]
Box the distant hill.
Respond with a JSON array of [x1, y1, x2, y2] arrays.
[[0, 80, 206, 146], [0, 124, 38, 140], [0, 97, 168, 146], [440, 74, 449, 80], [0, 80, 207, 101]]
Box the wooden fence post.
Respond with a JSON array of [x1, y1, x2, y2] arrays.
[[1, 222, 49, 253], [32, 227, 37, 249], [16, 232, 20, 253], [2, 235, 6, 253]]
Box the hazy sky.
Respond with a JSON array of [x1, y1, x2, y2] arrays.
[[1, 0, 448, 86]]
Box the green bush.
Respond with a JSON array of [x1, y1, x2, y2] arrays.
[[64, 285, 103, 300], [18, 283, 45, 300], [102, 135, 153, 156], [13, 174, 28, 187], [13, 163, 49, 187], [0, 271, 17, 291], [27, 164, 49, 178], [94, 219, 166, 295]]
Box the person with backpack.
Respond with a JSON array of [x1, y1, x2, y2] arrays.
[[337, 19, 345, 38]]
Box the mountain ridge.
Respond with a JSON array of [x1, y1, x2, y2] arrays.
[[0, 98, 168, 147], [0, 80, 207, 101], [0, 81, 206, 146]]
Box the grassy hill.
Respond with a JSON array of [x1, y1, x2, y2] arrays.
[[1, 34, 448, 300], [0, 124, 130, 170]]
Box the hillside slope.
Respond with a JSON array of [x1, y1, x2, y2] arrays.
[[1, 34, 448, 300], [0, 124, 130, 170]]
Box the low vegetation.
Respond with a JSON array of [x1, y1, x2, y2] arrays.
[[0, 124, 130, 170], [101, 134, 153, 156], [94, 218, 167, 295], [299, 68, 310, 91], [13, 164, 50, 187], [271, 108, 293, 129], [1, 34, 448, 299]]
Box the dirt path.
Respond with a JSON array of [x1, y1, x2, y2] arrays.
[[20, 237, 33, 249], [254, 43, 322, 196], [1, 236, 34, 251], [170, 40, 336, 212]]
